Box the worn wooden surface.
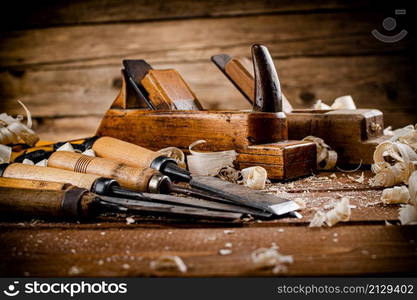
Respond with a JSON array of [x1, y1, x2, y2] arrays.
[[1, 170, 416, 277], [0, 0, 415, 142]]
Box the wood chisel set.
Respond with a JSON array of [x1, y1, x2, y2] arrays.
[[0, 43, 390, 223]]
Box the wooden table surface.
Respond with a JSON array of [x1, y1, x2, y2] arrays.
[[1, 171, 416, 277]]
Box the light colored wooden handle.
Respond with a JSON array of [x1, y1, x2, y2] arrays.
[[48, 151, 159, 192], [225, 56, 255, 101], [141, 69, 203, 110], [2, 164, 100, 190], [92, 137, 162, 169], [0, 177, 69, 191]]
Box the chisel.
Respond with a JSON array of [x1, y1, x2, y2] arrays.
[[45, 151, 270, 217], [91, 137, 299, 216], [0, 165, 257, 216], [0, 186, 241, 221]]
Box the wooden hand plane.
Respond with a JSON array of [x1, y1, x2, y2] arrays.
[[96, 45, 316, 180], [211, 48, 389, 165]]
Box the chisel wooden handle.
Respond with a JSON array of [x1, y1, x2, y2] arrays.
[[0, 186, 97, 219], [1, 164, 100, 190], [92, 137, 162, 169], [47, 151, 163, 192], [0, 177, 71, 191]]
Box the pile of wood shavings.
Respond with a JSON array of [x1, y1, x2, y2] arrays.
[[251, 246, 293, 274]]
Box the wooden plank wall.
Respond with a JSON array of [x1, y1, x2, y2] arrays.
[[0, 0, 415, 141]]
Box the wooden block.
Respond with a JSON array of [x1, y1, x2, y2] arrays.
[[141, 69, 203, 110]]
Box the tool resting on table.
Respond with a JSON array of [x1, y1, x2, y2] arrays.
[[0, 183, 241, 221], [0, 165, 261, 217]]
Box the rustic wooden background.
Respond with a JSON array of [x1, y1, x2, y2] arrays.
[[0, 0, 415, 141]]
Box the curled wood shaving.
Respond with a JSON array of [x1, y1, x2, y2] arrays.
[[150, 255, 187, 273], [309, 197, 351, 227], [240, 166, 268, 190], [381, 186, 410, 204], [251, 247, 293, 274], [22, 158, 34, 165], [313, 99, 330, 110], [217, 166, 241, 183], [398, 171, 417, 225], [158, 146, 186, 169], [0, 144, 11, 163], [56, 142, 76, 152], [35, 159, 48, 167], [313, 95, 356, 110], [302, 136, 337, 170], [372, 126, 417, 187], [82, 149, 96, 157], [0, 101, 39, 146], [187, 140, 237, 176]]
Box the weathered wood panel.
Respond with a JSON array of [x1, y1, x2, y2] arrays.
[[0, 12, 408, 69], [1, 225, 416, 277], [1, 0, 371, 29]]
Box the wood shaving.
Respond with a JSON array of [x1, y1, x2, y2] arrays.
[[0, 144, 11, 163], [372, 127, 417, 187], [158, 146, 186, 169], [293, 198, 306, 209], [381, 186, 410, 204], [219, 249, 232, 255], [82, 149, 96, 157], [150, 255, 187, 273], [56, 142, 75, 152], [399, 171, 417, 225], [302, 136, 337, 170], [217, 166, 241, 183], [308, 210, 327, 227], [35, 159, 48, 167], [309, 197, 351, 227], [0, 100, 39, 146], [68, 266, 82, 275], [240, 166, 268, 189], [22, 158, 34, 165], [187, 140, 237, 176], [125, 217, 135, 224], [313, 95, 356, 110], [355, 172, 365, 183], [251, 247, 293, 274]]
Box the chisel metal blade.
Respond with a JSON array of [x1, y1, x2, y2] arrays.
[[190, 175, 299, 216], [98, 196, 242, 220], [109, 186, 271, 218]]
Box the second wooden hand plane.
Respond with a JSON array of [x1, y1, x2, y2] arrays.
[[211, 45, 389, 165], [96, 47, 316, 180]]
